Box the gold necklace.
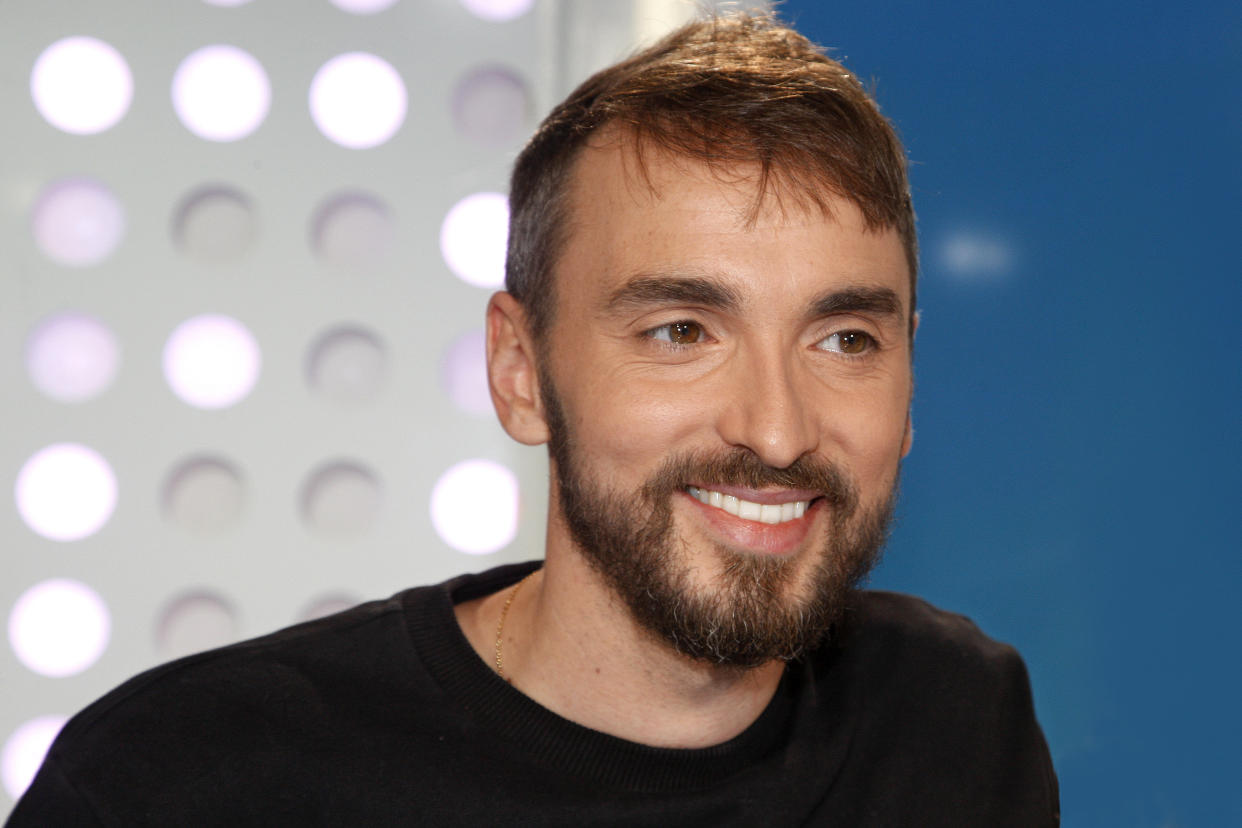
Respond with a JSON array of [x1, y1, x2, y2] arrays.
[[494, 573, 533, 682]]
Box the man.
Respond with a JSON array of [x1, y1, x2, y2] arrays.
[[10, 13, 1058, 826]]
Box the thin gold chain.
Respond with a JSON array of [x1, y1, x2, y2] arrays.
[[494, 573, 533, 682]]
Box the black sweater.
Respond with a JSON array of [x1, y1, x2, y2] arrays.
[[8, 561, 1058, 826]]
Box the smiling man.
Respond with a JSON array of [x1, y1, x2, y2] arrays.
[[456, 12, 1057, 822], [10, 13, 1057, 828]]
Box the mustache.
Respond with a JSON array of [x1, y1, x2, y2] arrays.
[[640, 449, 858, 513]]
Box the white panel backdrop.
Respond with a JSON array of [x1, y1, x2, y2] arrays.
[[1, 0, 753, 811]]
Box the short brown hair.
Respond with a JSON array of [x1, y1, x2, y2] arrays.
[[506, 12, 917, 340]]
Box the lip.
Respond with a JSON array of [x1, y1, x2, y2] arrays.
[[678, 489, 822, 557]]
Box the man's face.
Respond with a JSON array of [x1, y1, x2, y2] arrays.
[[536, 137, 914, 666]]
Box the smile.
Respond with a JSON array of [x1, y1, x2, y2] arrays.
[[685, 486, 810, 525]]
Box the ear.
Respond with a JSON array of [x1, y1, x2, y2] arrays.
[[486, 292, 550, 446], [900, 310, 920, 458]]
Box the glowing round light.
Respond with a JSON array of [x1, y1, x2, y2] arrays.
[[172, 45, 271, 142], [15, 444, 117, 542], [460, 0, 533, 22], [311, 192, 394, 269], [9, 579, 110, 677], [300, 462, 382, 537], [309, 53, 407, 149], [163, 314, 261, 409], [452, 66, 529, 147], [30, 36, 132, 134], [2, 716, 67, 800], [25, 312, 120, 402], [331, 0, 398, 13], [431, 459, 518, 555], [306, 326, 388, 403], [162, 457, 245, 534], [940, 231, 1014, 280], [156, 592, 236, 659], [440, 192, 508, 288], [31, 178, 126, 267], [173, 187, 257, 262], [440, 330, 491, 415]]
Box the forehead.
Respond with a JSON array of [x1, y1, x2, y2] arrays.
[[555, 133, 911, 312]]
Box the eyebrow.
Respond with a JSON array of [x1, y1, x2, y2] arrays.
[[808, 286, 903, 322], [605, 274, 905, 324], [606, 274, 742, 313]]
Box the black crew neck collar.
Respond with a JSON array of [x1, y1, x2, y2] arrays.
[[404, 561, 801, 794]]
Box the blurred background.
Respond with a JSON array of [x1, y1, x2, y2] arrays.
[[2, 0, 1238, 823]]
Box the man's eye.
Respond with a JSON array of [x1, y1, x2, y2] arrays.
[[819, 330, 874, 355], [650, 321, 704, 345]]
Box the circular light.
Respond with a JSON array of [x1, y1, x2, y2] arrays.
[[459, 0, 533, 22], [309, 53, 407, 149], [172, 45, 271, 142], [9, 579, 110, 677], [431, 459, 518, 555], [440, 192, 508, 288], [311, 192, 394, 269], [163, 314, 261, 409], [940, 231, 1014, 280], [30, 36, 132, 134], [162, 456, 245, 534], [173, 187, 257, 262], [31, 178, 126, 267], [15, 444, 117, 542], [452, 66, 529, 147], [330, 0, 398, 13], [439, 330, 491, 415], [306, 326, 388, 403], [300, 462, 382, 537], [156, 592, 236, 659], [25, 312, 120, 402], [2, 716, 67, 800]]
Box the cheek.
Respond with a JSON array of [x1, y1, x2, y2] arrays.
[[817, 384, 911, 471], [572, 372, 706, 472]]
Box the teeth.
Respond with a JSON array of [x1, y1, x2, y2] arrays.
[[686, 486, 810, 525]]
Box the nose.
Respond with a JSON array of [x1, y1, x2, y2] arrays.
[[714, 345, 819, 469]]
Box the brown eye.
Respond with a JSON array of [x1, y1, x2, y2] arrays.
[[839, 331, 869, 354], [819, 330, 874, 355], [652, 321, 703, 345], [669, 321, 702, 344]]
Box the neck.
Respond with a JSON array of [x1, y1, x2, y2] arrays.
[[456, 550, 785, 749]]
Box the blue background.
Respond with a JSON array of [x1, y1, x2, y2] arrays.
[[782, 1, 1242, 823]]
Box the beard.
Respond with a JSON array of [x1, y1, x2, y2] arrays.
[[541, 371, 898, 669]]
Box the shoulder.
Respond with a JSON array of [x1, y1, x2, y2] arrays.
[[828, 589, 1042, 730], [43, 561, 536, 759], [833, 590, 1028, 684], [11, 588, 424, 824], [844, 590, 1021, 664], [63, 589, 417, 737], [12, 564, 539, 824], [808, 590, 1059, 824]]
